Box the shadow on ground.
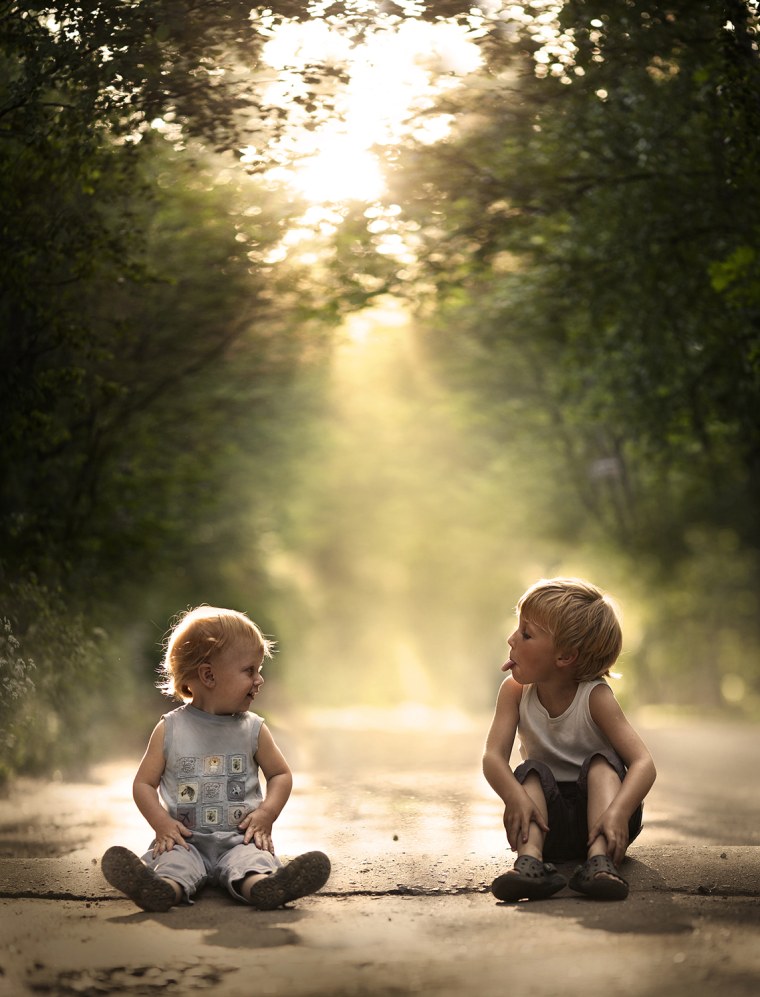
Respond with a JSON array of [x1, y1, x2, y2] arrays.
[[108, 890, 306, 949]]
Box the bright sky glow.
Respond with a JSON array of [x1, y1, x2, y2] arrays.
[[240, 3, 573, 264], [243, 17, 482, 205], [267, 142, 386, 204]]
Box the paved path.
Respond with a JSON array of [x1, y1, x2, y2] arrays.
[[1, 709, 759, 996]]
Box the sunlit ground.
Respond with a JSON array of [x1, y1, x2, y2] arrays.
[[277, 703, 508, 864], [4, 705, 757, 879], [37, 705, 509, 867]]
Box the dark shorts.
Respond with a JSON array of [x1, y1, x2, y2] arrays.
[[514, 753, 644, 862]]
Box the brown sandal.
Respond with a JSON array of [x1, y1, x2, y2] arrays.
[[491, 855, 567, 902], [568, 854, 629, 900]]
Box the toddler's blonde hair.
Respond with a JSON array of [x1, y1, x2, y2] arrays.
[[517, 577, 622, 681], [158, 605, 274, 702]]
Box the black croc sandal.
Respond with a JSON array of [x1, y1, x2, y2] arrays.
[[568, 854, 629, 900], [101, 846, 177, 912], [247, 851, 331, 910], [491, 855, 567, 902]]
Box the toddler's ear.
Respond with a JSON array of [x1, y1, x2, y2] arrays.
[[198, 662, 215, 687]]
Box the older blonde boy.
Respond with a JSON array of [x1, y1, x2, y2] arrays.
[[483, 578, 656, 901]]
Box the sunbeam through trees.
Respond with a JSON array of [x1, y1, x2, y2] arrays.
[[2, 1, 760, 782]]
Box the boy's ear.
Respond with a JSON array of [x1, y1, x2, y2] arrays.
[[198, 662, 215, 687], [556, 648, 579, 669]]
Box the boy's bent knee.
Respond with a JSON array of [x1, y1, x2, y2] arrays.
[[578, 751, 626, 792], [521, 771, 546, 798], [514, 759, 561, 805], [588, 754, 618, 774], [514, 758, 555, 785]]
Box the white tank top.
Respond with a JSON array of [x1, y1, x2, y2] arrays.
[[518, 679, 613, 781]]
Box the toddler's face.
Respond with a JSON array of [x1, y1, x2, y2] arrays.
[[207, 640, 265, 715]]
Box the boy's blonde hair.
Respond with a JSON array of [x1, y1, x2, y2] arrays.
[[517, 578, 622, 681], [158, 605, 274, 702]]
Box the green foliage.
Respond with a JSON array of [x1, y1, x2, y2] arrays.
[[3, 1, 293, 147], [0, 617, 36, 784], [0, 2, 337, 777], [1, 133, 305, 591], [369, 2, 760, 559], [0, 580, 113, 786]]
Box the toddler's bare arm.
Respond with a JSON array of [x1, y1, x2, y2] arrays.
[[132, 721, 193, 856], [238, 723, 293, 853]]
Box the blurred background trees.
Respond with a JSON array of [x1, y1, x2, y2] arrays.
[[0, 0, 330, 777], [2, 1, 759, 783], [351, 0, 760, 708]]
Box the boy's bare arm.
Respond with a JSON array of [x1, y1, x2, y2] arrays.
[[482, 678, 520, 793], [132, 721, 193, 855], [589, 684, 657, 863], [238, 723, 293, 853], [482, 679, 549, 847]]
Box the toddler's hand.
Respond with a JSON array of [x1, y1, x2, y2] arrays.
[[150, 819, 193, 857], [238, 807, 275, 853]]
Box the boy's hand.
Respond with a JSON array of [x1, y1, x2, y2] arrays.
[[150, 817, 193, 857], [588, 808, 629, 867], [238, 807, 276, 853], [503, 791, 550, 851]]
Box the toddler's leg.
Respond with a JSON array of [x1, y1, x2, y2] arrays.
[[242, 851, 331, 909], [220, 841, 331, 909], [101, 846, 182, 912]]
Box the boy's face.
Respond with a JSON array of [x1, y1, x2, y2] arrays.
[[206, 639, 266, 715], [503, 615, 564, 685]]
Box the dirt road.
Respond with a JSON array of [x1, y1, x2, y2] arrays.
[[1, 709, 759, 996]]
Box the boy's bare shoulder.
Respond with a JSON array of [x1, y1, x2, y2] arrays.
[[588, 680, 628, 722], [499, 676, 523, 706], [589, 680, 615, 699]]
